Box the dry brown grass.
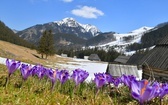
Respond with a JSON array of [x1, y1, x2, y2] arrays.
[[0, 40, 72, 68]]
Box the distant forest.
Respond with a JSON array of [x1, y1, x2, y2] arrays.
[[0, 21, 35, 49], [126, 24, 168, 51], [56, 47, 120, 62]]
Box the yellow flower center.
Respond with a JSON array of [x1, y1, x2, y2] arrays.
[[140, 80, 148, 96]]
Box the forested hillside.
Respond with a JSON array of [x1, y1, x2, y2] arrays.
[[141, 24, 168, 47], [50, 33, 87, 50], [0, 21, 34, 49], [126, 24, 168, 51]]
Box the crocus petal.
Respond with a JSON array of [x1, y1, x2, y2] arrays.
[[160, 88, 168, 98], [57, 70, 69, 84], [131, 80, 140, 95], [141, 86, 153, 103], [94, 73, 106, 89], [159, 83, 168, 99], [131, 92, 140, 102], [6, 59, 21, 75], [20, 64, 32, 80], [71, 69, 89, 86], [130, 79, 158, 104]]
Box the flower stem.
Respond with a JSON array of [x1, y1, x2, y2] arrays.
[[5, 74, 10, 88]]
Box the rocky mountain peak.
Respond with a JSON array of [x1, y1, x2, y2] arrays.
[[54, 17, 101, 37], [55, 17, 80, 27]]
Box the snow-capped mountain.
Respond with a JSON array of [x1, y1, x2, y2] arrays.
[[80, 24, 101, 36], [54, 17, 100, 36], [55, 18, 101, 37], [17, 18, 101, 43], [87, 26, 154, 55], [17, 17, 168, 55], [55, 18, 79, 27]]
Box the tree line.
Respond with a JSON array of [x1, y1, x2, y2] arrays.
[[56, 47, 120, 62]]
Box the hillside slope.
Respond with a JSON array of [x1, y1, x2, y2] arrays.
[[0, 40, 109, 82], [0, 21, 34, 49], [0, 40, 72, 67]]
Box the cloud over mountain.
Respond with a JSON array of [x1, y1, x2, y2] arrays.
[[71, 6, 104, 19]]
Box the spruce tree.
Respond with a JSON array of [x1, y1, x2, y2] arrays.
[[37, 30, 55, 59], [37, 31, 47, 58], [45, 30, 55, 59]]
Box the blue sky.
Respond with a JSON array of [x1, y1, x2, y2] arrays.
[[0, 0, 168, 33]]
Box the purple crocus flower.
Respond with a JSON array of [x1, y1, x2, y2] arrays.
[[71, 69, 89, 86], [112, 77, 121, 88], [6, 59, 21, 77], [131, 79, 158, 105], [20, 64, 32, 80], [31, 65, 38, 76], [57, 70, 69, 84], [94, 73, 106, 89], [32, 64, 46, 79], [104, 73, 113, 84], [157, 83, 168, 99], [46, 69, 57, 83], [45, 69, 58, 90], [121, 74, 136, 88]]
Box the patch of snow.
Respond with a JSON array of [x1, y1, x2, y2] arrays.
[[0, 56, 142, 82], [55, 58, 108, 82], [131, 26, 153, 33], [0, 57, 6, 65], [124, 51, 136, 56]]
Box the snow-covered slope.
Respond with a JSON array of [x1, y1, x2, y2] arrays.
[[88, 26, 154, 55], [102, 26, 153, 46]]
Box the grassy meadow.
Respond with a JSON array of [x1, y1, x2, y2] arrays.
[[0, 64, 137, 105], [1, 63, 168, 105], [1, 41, 168, 105]]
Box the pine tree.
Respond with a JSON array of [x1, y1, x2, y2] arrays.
[[45, 30, 55, 59], [37, 31, 47, 58], [37, 30, 55, 59]]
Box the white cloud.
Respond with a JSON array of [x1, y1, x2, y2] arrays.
[[71, 6, 104, 19], [62, 0, 73, 3]]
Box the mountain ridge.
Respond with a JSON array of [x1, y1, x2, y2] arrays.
[[15, 18, 155, 52], [17, 17, 101, 43], [14, 18, 168, 55]]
